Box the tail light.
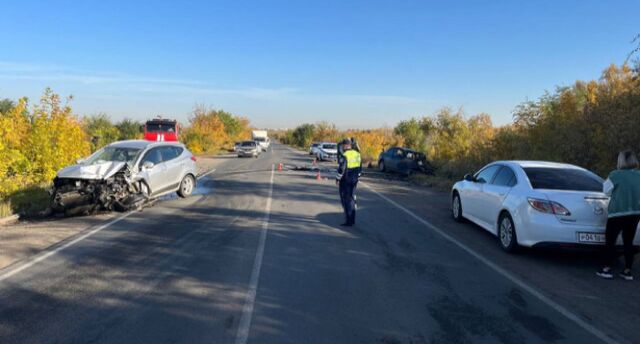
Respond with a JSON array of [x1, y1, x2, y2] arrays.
[[190, 156, 197, 162], [528, 198, 571, 216]]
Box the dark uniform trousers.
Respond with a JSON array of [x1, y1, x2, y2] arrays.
[[339, 172, 358, 224]]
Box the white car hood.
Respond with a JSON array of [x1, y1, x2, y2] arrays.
[[56, 161, 128, 180], [321, 148, 337, 154]]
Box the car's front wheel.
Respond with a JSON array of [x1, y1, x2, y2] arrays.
[[177, 175, 195, 198], [452, 192, 464, 222], [498, 212, 519, 253], [379, 160, 386, 172]]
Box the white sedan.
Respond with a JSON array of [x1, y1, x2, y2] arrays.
[[450, 161, 637, 252], [316, 142, 338, 161]]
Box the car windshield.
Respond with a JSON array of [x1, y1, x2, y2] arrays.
[[322, 144, 337, 150], [85, 147, 142, 165], [312, 143, 319, 147], [523, 167, 603, 192], [146, 123, 176, 132], [254, 137, 266, 142], [241, 141, 256, 147]]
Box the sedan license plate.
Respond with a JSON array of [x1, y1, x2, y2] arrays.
[[578, 232, 605, 244]]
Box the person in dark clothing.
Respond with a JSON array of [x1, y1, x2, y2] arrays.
[[336, 139, 362, 226], [597, 150, 640, 281]]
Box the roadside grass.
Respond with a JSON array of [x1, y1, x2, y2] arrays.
[[0, 200, 12, 218], [0, 186, 51, 219]]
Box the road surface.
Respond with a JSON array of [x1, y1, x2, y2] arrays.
[[0, 143, 637, 343]]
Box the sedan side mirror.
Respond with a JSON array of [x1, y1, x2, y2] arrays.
[[464, 174, 475, 182], [142, 161, 155, 170]]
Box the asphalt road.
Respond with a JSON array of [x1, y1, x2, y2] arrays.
[[0, 143, 636, 343]]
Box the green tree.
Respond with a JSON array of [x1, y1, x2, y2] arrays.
[[84, 113, 120, 151], [115, 118, 143, 140], [292, 124, 315, 148], [394, 118, 427, 152], [0, 98, 15, 114]]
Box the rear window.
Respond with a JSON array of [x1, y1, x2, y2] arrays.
[[524, 167, 603, 192], [241, 141, 256, 147]]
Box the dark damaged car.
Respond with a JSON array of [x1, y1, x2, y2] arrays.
[[378, 147, 435, 176], [51, 140, 198, 214]]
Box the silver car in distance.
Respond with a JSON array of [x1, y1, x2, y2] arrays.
[[237, 140, 261, 158], [451, 161, 639, 252], [51, 140, 198, 214]]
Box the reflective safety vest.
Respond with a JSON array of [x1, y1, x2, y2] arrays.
[[344, 150, 361, 169]]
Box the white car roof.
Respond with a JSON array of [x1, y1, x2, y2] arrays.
[[108, 140, 184, 150], [497, 160, 584, 170]]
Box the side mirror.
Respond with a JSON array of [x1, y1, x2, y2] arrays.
[[142, 161, 155, 170], [464, 174, 475, 182]]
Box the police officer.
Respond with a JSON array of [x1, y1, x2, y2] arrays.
[[336, 138, 362, 226]]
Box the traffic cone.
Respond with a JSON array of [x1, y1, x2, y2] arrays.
[[316, 170, 322, 181], [278, 163, 283, 172]]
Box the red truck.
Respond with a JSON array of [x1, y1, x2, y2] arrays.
[[143, 118, 180, 142]]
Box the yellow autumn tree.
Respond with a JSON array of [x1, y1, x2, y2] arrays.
[[182, 107, 228, 154], [24, 88, 91, 184], [0, 98, 32, 195]]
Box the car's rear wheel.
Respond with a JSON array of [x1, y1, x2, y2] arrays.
[[379, 160, 386, 172], [177, 175, 195, 198], [452, 192, 464, 222], [498, 212, 519, 253]]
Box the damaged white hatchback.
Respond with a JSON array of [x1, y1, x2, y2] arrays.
[[51, 140, 198, 214]]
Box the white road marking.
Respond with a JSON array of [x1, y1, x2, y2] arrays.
[[0, 170, 214, 283], [235, 164, 275, 344], [0, 212, 134, 283], [362, 182, 618, 344], [198, 168, 216, 179]]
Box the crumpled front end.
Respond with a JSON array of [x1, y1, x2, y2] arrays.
[[414, 154, 435, 175], [51, 164, 147, 214]]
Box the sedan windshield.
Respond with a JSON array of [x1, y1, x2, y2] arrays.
[[85, 147, 142, 165], [241, 141, 256, 147], [322, 144, 337, 150], [524, 167, 603, 192]]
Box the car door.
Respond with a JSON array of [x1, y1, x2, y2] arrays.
[[160, 146, 184, 191], [478, 166, 517, 230], [139, 147, 168, 195], [465, 164, 502, 224], [398, 151, 416, 173], [389, 148, 404, 172]]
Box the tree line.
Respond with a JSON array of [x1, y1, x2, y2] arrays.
[[279, 63, 640, 179]]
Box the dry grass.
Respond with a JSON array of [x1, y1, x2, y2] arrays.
[[408, 173, 455, 192], [0, 200, 13, 218], [1, 186, 51, 218]]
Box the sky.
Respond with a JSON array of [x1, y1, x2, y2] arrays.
[[0, 0, 638, 129]]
